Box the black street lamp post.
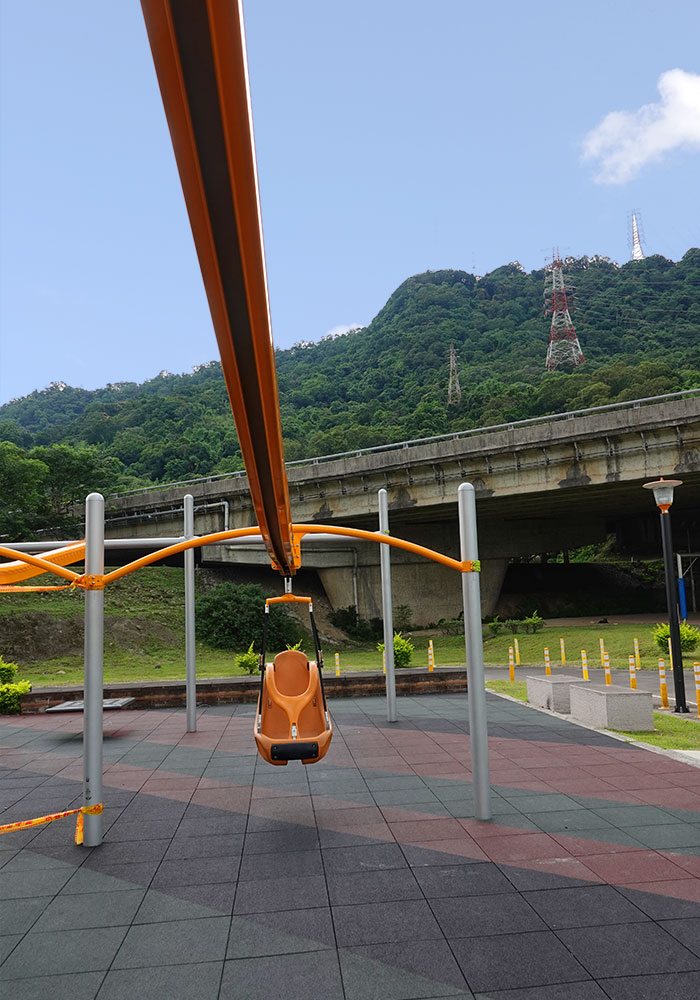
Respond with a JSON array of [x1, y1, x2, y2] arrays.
[[643, 477, 688, 713]]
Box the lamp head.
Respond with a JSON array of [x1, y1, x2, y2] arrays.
[[643, 477, 683, 512]]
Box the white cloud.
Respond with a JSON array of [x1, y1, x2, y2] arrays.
[[323, 324, 361, 339], [582, 69, 700, 184]]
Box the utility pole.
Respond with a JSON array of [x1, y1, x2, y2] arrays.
[[545, 251, 584, 372]]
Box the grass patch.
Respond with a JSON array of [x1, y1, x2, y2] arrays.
[[612, 711, 700, 750], [486, 680, 528, 702]]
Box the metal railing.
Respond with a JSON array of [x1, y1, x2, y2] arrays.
[[111, 387, 700, 499]]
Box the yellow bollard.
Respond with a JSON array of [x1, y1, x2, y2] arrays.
[[599, 638, 606, 669], [560, 637, 566, 666], [514, 637, 521, 666], [335, 652, 341, 677], [382, 648, 386, 675], [428, 640, 435, 673], [694, 663, 700, 718], [581, 650, 589, 681], [658, 658, 669, 709], [544, 647, 551, 676], [508, 646, 515, 682], [604, 651, 612, 686], [668, 636, 673, 669], [634, 637, 641, 671], [628, 654, 637, 690]]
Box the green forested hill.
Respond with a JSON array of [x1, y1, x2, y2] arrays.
[[2, 250, 699, 489]]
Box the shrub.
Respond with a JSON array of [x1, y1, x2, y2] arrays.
[[377, 632, 414, 668], [235, 642, 259, 675], [0, 680, 31, 715], [393, 604, 414, 631], [652, 622, 700, 654], [195, 583, 300, 652], [0, 657, 18, 685], [523, 611, 544, 634], [505, 619, 521, 634], [329, 605, 383, 641], [487, 616, 504, 637]]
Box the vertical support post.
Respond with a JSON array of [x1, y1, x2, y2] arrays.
[[658, 659, 669, 708], [544, 648, 551, 676], [581, 650, 589, 681], [660, 509, 688, 711], [184, 494, 197, 733], [513, 637, 520, 666], [694, 663, 700, 718], [378, 489, 397, 723], [633, 637, 641, 671], [83, 493, 104, 848], [508, 647, 515, 681], [559, 637, 566, 665], [458, 482, 491, 821], [604, 652, 612, 686], [599, 638, 605, 669], [628, 654, 637, 690]]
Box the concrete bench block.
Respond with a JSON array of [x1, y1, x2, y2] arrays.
[[569, 684, 653, 731], [526, 675, 589, 713]]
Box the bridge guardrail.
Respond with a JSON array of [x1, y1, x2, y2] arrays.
[[111, 387, 700, 499]]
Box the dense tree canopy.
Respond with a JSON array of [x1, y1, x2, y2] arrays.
[[1, 251, 698, 495]]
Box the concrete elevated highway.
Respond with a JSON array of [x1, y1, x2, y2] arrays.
[[105, 391, 700, 620]]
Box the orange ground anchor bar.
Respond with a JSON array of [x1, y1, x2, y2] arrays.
[[140, 0, 296, 576]]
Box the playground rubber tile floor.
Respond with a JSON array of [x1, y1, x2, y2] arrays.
[[5, 695, 700, 997]]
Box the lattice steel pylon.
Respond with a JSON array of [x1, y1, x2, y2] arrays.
[[545, 252, 584, 372], [447, 343, 462, 405], [630, 211, 645, 261]]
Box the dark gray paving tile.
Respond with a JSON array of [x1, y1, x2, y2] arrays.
[[327, 868, 421, 905], [0, 867, 73, 898], [90, 839, 170, 865], [134, 887, 223, 924], [165, 834, 244, 860], [243, 828, 320, 855], [510, 794, 583, 814], [524, 884, 650, 930], [498, 863, 599, 891], [160, 881, 237, 914], [0, 895, 51, 934], [0, 849, 75, 872], [432, 893, 545, 939], [318, 828, 393, 849], [414, 863, 515, 898], [474, 982, 608, 999], [152, 855, 240, 887], [104, 818, 180, 842], [32, 888, 144, 931], [68, 861, 158, 886], [238, 848, 323, 881], [234, 874, 328, 914], [372, 788, 443, 806], [221, 949, 344, 1000], [528, 811, 617, 834], [599, 971, 700, 999], [556, 922, 700, 978], [660, 918, 700, 957], [618, 885, 700, 920], [0, 934, 21, 963], [340, 939, 471, 999], [0, 971, 104, 1000], [333, 899, 443, 947], [112, 916, 229, 968], [177, 813, 248, 837], [451, 929, 590, 993], [0, 926, 127, 980], [97, 960, 223, 1000], [323, 843, 407, 874], [401, 845, 487, 868], [227, 907, 336, 958]]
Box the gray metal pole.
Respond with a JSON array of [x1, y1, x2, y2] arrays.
[[458, 482, 491, 821], [184, 494, 197, 732], [82, 493, 104, 847], [378, 489, 397, 723]]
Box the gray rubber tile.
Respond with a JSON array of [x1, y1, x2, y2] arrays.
[[88, 839, 170, 865], [629, 824, 700, 850], [523, 884, 650, 929], [598, 970, 700, 999], [590, 805, 681, 827], [474, 983, 608, 999], [60, 866, 150, 895], [105, 819, 181, 842], [233, 874, 328, 914], [164, 834, 244, 860], [617, 885, 700, 920], [243, 828, 320, 855], [221, 949, 344, 1000], [32, 888, 145, 931], [401, 845, 488, 868], [659, 917, 700, 957], [327, 868, 422, 905], [96, 960, 223, 1000], [556, 922, 700, 978], [497, 863, 599, 891], [431, 892, 546, 938], [332, 899, 443, 947], [322, 843, 407, 874], [112, 916, 229, 968], [0, 868, 73, 899], [0, 895, 51, 934], [227, 907, 336, 958], [0, 926, 127, 980], [0, 971, 104, 1000], [451, 929, 590, 993], [339, 939, 472, 999], [237, 849, 323, 881], [135, 887, 223, 924], [152, 855, 240, 887], [413, 863, 515, 898], [0, 850, 76, 872], [157, 881, 237, 914], [0, 934, 21, 962]]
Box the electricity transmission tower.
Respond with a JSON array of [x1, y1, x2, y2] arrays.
[[545, 252, 584, 372], [629, 211, 645, 260], [447, 343, 462, 405]]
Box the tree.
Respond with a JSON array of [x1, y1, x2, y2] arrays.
[[0, 442, 49, 539]]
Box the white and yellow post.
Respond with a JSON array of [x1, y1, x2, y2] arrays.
[[628, 654, 637, 690], [604, 651, 612, 686], [658, 658, 669, 708], [544, 647, 551, 676], [599, 638, 605, 669], [560, 638, 566, 666], [382, 648, 387, 675], [335, 652, 340, 677], [513, 637, 521, 666], [428, 639, 435, 672], [634, 637, 641, 672], [508, 647, 515, 682], [694, 663, 700, 718], [581, 650, 589, 681]]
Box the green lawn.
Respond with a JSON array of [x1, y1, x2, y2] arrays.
[[613, 711, 700, 750], [486, 679, 528, 702]]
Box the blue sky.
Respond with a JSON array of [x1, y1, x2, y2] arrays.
[[1, 0, 699, 404]]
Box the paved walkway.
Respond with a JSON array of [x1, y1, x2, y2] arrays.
[[2, 693, 700, 999]]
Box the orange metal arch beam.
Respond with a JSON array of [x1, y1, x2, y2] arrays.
[[140, 0, 296, 575]]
